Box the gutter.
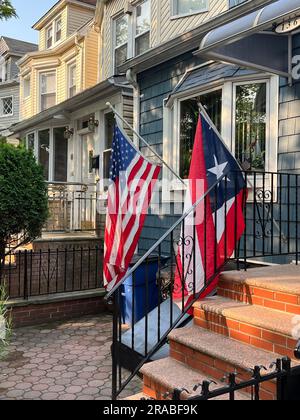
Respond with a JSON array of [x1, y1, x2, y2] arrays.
[[118, 0, 277, 75]]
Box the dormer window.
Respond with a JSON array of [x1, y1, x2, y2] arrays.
[[46, 25, 53, 49], [55, 18, 62, 43], [0, 60, 8, 82]]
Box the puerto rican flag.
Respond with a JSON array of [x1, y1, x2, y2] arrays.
[[174, 113, 246, 305], [104, 124, 161, 292]]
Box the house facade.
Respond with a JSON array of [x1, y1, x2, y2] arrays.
[[0, 36, 37, 138], [114, 0, 300, 258]]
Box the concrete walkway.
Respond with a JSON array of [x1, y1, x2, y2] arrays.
[[0, 314, 141, 400]]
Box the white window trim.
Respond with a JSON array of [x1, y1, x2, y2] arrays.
[[112, 0, 151, 72], [55, 16, 62, 44], [23, 74, 31, 99], [162, 73, 279, 202], [38, 70, 57, 112], [67, 61, 77, 98], [45, 15, 63, 49], [170, 0, 209, 19], [0, 95, 13, 117]]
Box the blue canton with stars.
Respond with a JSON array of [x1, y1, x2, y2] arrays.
[[109, 125, 138, 182], [201, 116, 246, 212]]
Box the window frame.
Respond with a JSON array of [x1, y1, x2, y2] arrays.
[[46, 25, 53, 49], [0, 60, 7, 83], [45, 15, 63, 49], [39, 70, 57, 112], [55, 17, 62, 43], [67, 61, 77, 98], [23, 74, 31, 99], [162, 72, 279, 201], [0, 95, 13, 117], [113, 0, 151, 72], [171, 0, 209, 19]]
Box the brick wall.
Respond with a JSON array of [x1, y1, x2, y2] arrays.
[[8, 294, 107, 328]]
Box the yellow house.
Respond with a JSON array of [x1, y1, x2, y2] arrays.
[[18, 0, 99, 121]]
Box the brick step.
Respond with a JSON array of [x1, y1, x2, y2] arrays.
[[168, 325, 297, 400], [194, 297, 299, 360], [140, 357, 250, 401], [218, 266, 300, 315]]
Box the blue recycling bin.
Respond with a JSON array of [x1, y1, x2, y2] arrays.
[[121, 255, 169, 325]]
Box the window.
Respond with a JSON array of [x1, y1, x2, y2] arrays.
[[27, 133, 35, 151], [229, 0, 247, 8], [103, 112, 115, 180], [135, 0, 151, 56], [114, 14, 129, 69], [40, 72, 56, 111], [0, 96, 13, 116], [113, 0, 151, 70], [68, 63, 77, 98], [23, 75, 31, 99], [179, 90, 222, 178], [235, 83, 267, 171], [46, 25, 53, 49], [54, 127, 68, 182], [55, 18, 62, 43], [38, 129, 50, 180], [163, 73, 279, 196], [172, 0, 208, 17], [0, 60, 7, 83]]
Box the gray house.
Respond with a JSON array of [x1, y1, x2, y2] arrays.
[[0, 37, 37, 138]]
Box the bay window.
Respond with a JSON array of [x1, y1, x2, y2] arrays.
[[172, 0, 208, 17], [113, 0, 151, 70], [163, 73, 278, 198], [40, 72, 56, 111], [68, 63, 77, 98]]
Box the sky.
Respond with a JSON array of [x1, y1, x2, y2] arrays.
[[0, 0, 58, 44]]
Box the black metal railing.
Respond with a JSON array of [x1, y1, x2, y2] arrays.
[[111, 170, 300, 400], [171, 357, 300, 401], [1, 246, 104, 300], [45, 182, 102, 233]]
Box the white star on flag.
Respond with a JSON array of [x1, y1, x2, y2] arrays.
[[208, 155, 228, 180]]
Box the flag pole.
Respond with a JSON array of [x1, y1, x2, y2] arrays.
[[106, 102, 186, 187]]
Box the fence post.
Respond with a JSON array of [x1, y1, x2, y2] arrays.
[[23, 250, 28, 300]]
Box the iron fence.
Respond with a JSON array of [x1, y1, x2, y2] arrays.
[[1, 246, 104, 300], [171, 357, 300, 401], [111, 170, 300, 400]]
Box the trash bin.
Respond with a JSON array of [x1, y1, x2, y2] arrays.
[[121, 254, 169, 325]]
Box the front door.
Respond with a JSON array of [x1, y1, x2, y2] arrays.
[[81, 133, 96, 185]]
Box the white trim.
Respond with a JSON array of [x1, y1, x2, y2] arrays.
[[67, 60, 77, 98], [170, 0, 209, 19], [162, 73, 279, 202]]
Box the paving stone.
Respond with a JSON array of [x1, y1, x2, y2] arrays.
[[41, 392, 59, 400], [23, 391, 42, 399]]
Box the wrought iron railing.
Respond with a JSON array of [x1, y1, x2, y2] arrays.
[[1, 246, 104, 300], [45, 182, 101, 234], [170, 357, 300, 401], [110, 170, 300, 400]]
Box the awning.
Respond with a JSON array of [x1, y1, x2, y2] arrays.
[[197, 0, 300, 79]]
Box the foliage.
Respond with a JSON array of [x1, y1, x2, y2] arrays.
[[0, 143, 48, 276], [0, 0, 17, 20], [0, 136, 7, 145]]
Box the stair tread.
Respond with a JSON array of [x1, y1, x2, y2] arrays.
[[195, 296, 297, 337], [169, 325, 299, 372], [141, 357, 249, 400], [221, 265, 300, 295]]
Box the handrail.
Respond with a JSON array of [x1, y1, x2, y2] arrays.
[[46, 181, 97, 187], [106, 172, 229, 299]]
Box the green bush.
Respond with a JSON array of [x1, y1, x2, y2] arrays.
[[0, 143, 48, 273]]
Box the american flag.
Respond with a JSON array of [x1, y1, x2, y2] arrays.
[[174, 113, 247, 306], [103, 124, 161, 292]]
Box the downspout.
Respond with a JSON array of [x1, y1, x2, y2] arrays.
[[75, 35, 84, 91]]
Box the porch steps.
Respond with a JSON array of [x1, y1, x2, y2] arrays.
[[140, 357, 250, 401], [125, 266, 300, 401], [194, 297, 298, 360], [218, 266, 300, 315]]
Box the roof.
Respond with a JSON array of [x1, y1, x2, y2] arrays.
[[33, 0, 97, 30], [0, 36, 37, 56]]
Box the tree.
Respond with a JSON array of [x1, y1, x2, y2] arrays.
[[0, 0, 17, 20], [0, 143, 48, 279]]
